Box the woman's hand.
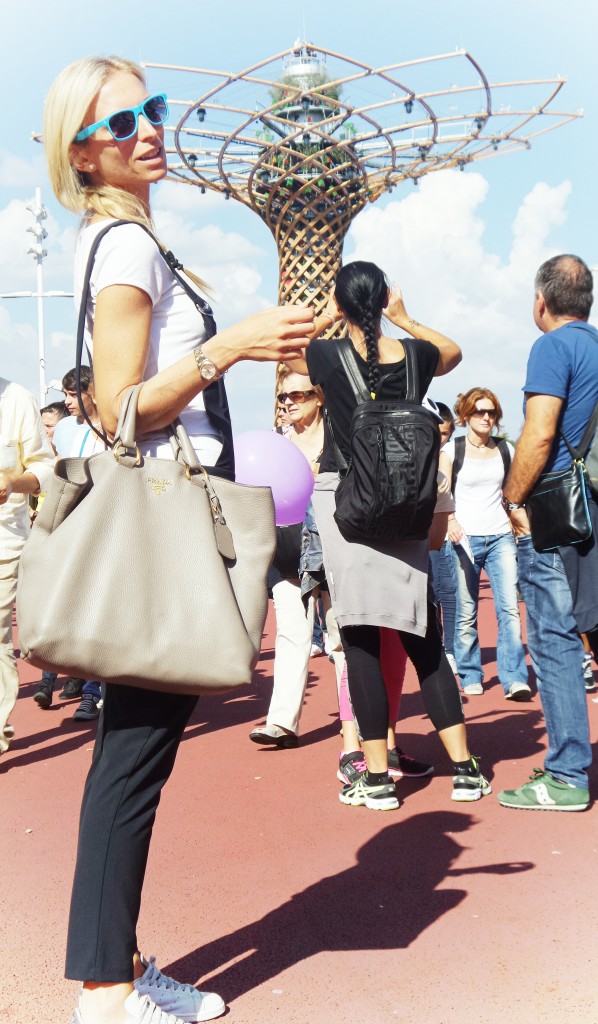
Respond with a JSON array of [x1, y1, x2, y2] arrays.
[[324, 288, 342, 324], [210, 304, 315, 367], [384, 286, 409, 329], [447, 516, 464, 544]]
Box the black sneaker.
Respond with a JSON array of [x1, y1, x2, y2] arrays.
[[451, 755, 492, 802], [59, 677, 84, 701], [33, 682, 53, 709], [339, 773, 399, 811], [337, 750, 366, 785], [73, 694, 101, 721], [387, 746, 434, 779]]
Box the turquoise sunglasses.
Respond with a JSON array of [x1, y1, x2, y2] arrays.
[[74, 93, 169, 143]]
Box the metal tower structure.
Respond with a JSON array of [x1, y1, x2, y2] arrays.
[[145, 42, 580, 322]]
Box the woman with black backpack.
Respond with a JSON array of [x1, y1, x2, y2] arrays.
[[287, 260, 491, 810]]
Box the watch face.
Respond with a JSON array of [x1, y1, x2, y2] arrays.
[[200, 361, 217, 381]]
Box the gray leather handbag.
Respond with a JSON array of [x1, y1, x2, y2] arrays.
[[16, 384, 276, 694]]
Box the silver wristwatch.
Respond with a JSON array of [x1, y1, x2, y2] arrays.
[[193, 345, 221, 382], [501, 496, 524, 513]]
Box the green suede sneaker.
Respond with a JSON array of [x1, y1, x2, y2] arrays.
[[498, 769, 589, 812]]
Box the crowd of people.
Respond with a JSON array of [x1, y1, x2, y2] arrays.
[[0, 52, 596, 1024]]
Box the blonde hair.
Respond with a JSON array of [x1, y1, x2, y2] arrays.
[[44, 56, 150, 225], [44, 55, 210, 293]]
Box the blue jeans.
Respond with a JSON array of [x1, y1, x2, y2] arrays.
[[517, 534, 590, 789], [450, 532, 528, 693], [429, 541, 456, 656]]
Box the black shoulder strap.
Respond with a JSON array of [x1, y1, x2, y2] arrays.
[[75, 219, 220, 447], [495, 437, 512, 485], [451, 436, 466, 491], [336, 336, 421, 404], [75, 221, 128, 445], [336, 340, 370, 402], [560, 400, 598, 463]]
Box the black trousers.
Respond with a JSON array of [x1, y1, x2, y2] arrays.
[[340, 600, 464, 742], [65, 683, 197, 982]]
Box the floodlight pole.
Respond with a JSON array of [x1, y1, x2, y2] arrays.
[[0, 188, 73, 406]]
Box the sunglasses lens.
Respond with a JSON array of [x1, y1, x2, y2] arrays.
[[144, 95, 168, 124], [109, 110, 137, 139]]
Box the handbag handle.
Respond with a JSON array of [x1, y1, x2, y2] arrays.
[[112, 383, 236, 560]]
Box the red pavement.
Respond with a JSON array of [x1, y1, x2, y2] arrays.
[[2, 582, 598, 1024]]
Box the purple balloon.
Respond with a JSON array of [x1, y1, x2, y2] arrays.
[[234, 430, 315, 526]]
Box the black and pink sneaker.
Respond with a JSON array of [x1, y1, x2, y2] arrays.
[[337, 750, 367, 785], [387, 746, 434, 779]]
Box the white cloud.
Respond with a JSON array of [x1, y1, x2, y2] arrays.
[[152, 205, 271, 323], [345, 170, 574, 437], [0, 149, 45, 189]]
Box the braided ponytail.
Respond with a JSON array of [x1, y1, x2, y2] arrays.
[[361, 304, 380, 396], [334, 261, 389, 396]]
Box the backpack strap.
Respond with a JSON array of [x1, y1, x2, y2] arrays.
[[336, 340, 370, 402], [495, 437, 512, 485], [450, 435, 512, 492], [451, 436, 466, 492]]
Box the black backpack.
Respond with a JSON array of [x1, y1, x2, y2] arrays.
[[328, 339, 440, 543]]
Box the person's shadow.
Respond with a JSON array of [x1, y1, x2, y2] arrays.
[[164, 810, 532, 1002]]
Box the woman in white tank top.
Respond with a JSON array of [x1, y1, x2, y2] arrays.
[[439, 387, 530, 700]]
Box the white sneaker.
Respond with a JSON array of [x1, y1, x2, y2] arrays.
[[310, 643, 324, 657], [72, 989, 184, 1024], [463, 682, 484, 696], [505, 681, 532, 702], [135, 955, 225, 1022]]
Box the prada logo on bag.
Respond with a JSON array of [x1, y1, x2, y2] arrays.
[[147, 477, 173, 496]]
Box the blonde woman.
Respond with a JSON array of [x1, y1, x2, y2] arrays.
[[44, 56, 316, 1024], [250, 367, 344, 746]]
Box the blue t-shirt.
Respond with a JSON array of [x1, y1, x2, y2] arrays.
[[523, 321, 598, 472]]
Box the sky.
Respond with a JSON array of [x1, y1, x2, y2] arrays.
[[0, 0, 597, 437]]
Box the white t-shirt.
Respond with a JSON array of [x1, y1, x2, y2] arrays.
[[0, 378, 54, 554], [74, 219, 223, 464], [443, 438, 514, 536]]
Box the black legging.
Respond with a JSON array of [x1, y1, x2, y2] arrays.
[[340, 601, 463, 741]]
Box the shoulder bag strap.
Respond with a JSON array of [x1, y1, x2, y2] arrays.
[[75, 219, 130, 446], [561, 400, 598, 462]]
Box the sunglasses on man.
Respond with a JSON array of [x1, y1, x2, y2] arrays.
[[74, 94, 169, 143]]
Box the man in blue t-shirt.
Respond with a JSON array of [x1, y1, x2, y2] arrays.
[[498, 254, 597, 812]]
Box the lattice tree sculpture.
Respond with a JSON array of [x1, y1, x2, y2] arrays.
[[145, 41, 580, 327]]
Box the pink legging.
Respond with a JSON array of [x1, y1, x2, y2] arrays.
[[339, 628, 407, 724]]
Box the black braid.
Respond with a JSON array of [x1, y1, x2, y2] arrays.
[[334, 261, 389, 397], [361, 305, 381, 395]]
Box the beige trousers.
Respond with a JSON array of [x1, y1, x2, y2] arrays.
[[0, 554, 21, 751], [267, 579, 344, 735]]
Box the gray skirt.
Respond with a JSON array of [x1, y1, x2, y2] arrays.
[[311, 472, 429, 636]]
